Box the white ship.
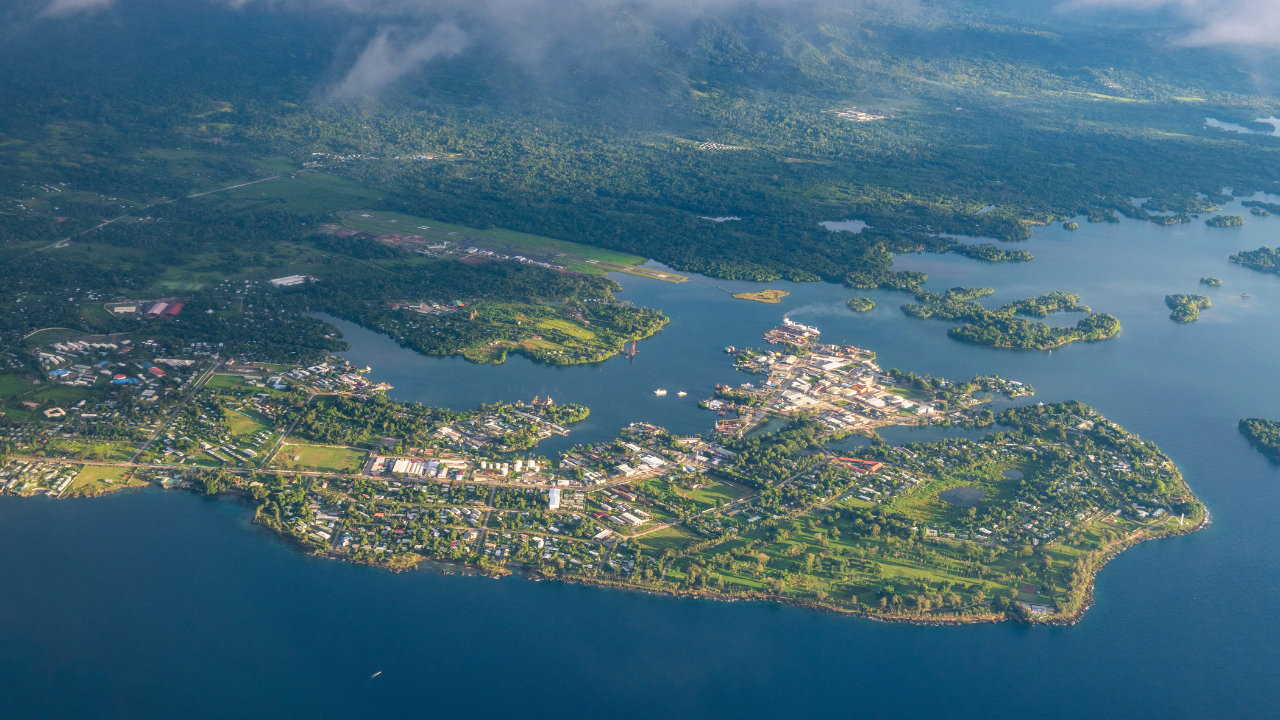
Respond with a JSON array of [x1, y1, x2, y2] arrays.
[[654, 389, 667, 396], [677, 391, 687, 396]]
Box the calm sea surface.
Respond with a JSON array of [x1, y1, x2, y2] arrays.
[[3, 198, 1280, 718]]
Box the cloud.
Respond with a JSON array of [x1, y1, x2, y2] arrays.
[[330, 22, 468, 100], [1061, 0, 1280, 47], [40, 0, 115, 17]]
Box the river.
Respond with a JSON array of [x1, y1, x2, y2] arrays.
[[2, 197, 1279, 718]]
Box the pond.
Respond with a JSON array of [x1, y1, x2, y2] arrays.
[[938, 486, 986, 507]]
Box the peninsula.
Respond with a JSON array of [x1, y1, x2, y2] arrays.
[[0, 326, 1204, 625]]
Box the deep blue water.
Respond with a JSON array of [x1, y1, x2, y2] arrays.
[[4, 197, 1280, 718]]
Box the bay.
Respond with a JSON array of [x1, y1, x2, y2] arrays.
[[3, 197, 1280, 718]]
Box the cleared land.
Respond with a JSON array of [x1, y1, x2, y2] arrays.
[[733, 289, 790, 303], [278, 444, 368, 473], [338, 210, 686, 283]]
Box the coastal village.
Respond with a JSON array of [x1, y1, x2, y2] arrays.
[[0, 319, 1202, 624]]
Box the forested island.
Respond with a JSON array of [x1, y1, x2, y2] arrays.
[[1240, 419, 1280, 463], [1200, 277, 1222, 286], [1230, 246, 1280, 274], [1166, 295, 1211, 323], [1206, 216, 1245, 228], [952, 244, 1033, 263], [902, 289, 1120, 350], [847, 297, 875, 312]]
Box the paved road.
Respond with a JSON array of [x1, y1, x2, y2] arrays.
[[128, 360, 222, 464]]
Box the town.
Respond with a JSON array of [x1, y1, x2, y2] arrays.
[[0, 322, 1205, 624]]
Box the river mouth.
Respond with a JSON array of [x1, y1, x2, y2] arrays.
[[938, 486, 985, 507]]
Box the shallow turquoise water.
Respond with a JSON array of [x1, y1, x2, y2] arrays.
[[2, 197, 1279, 718]]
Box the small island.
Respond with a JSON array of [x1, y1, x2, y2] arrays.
[[1063, 221, 1079, 231], [903, 288, 1120, 350], [1206, 215, 1244, 228], [1240, 418, 1280, 463], [1166, 295, 1211, 323], [1242, 200, 1280, 215], [952, 243, 1034, 262], [1230, 246, 1280, 275], [847, 297, 876, 312], [1200, 277, 1222, 286], [733, 289, 790, 304]]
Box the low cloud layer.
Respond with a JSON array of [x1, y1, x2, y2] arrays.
[[1062, 0, 1280, 46], [40, 0, 114, 17], [330, 22, 468, 100]]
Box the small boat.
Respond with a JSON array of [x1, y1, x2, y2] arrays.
[[677, 391, 687, 397], [1242, 293, 1252, 298], [654, 389, 667, 396], [370, 671, 382, 679]]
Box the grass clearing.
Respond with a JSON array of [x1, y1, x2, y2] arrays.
[[68, 465, 145, 495], [686, 481, 747, 506], [209, 167, 391, 216], [224, 408, 270, 438], [636, 526, 700, 552], [206, 374, 250, 391], [535, 317, 596, 341], [278, 444, 368, 473], [43, 439, 138, 462], [340, 209, 648, 266]]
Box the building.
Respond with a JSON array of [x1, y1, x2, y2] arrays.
[[268, 275, 315, 287], [548, 488, 561, 510]]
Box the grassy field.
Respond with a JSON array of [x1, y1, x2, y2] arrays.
[[278, 443, 367, 473], [636, 526, 700, 552], [535, 317, 596, 341], [224, 408, 271, 438], [686, 481, 748, 507], [68, 465, 145, 495], [215, 166, 391, 216], [206, 374, 251, 391], [42, 439, 138, 462]]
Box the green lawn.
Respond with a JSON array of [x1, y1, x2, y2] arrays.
[[278, 443, 367, 473], [206, 374, 250, 390], [636, 526, 700, 552], [687, 482, 747, 507], [224, 407, 270, 438], [68, 465, 145, 495], [43, 439, 138, 462]]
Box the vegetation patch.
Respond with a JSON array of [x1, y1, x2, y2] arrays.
[[278, 444, 368, 473], [1230, 246, 1280, 275], [1240, 418, 1280, 463], [1165, 294, 1211, 322], [903, 288, 1119, 350], [846, 296, 875, 312], [732, 289, 790, 303]]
